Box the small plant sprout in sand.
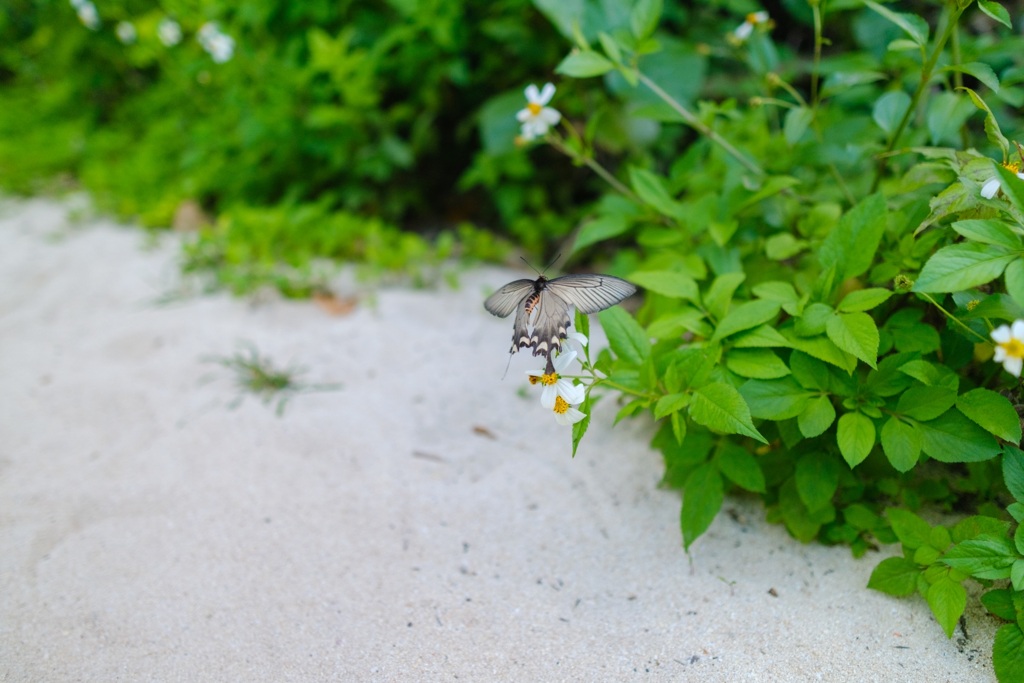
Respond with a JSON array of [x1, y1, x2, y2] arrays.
[[204, 343, 340, 415]]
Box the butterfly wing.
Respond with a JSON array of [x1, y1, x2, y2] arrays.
[[483, 279, 535, 318], [522, 287, 573, 358], [545, 274, 637, 313]]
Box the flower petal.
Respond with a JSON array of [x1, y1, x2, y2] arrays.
[[992, 325, 1011, 343], [981, 177, 1001, 199], [1005, 355, 1024, 377], [558, 379, 585, 405], [1011, 319, 1024, 340], [539, 107, 562, 126], [524, 84, 540, 103], [734, 21, 753, 40], [541, 384, 557, 409], [553, 349, 578, 372], [995, 347, 1008, 362], [538, 82, 556, 105]]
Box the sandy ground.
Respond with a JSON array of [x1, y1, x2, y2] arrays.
[[0, 197, 1000, 682]]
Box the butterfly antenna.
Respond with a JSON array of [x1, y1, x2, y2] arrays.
[[519, 256, 543, 277], [543, 252, 562, 274]]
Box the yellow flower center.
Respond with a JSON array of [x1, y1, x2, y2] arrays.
[[746, 12, 760, 23], [999, 338, 1024, 359], [527, 102, 543, 116], [528, 375, 540, 385], [540, 372, 558, 386], [1005, 161, 1022, 173], [553, 396, 570, 414]]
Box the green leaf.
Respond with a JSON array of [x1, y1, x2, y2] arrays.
[[927, 576, 967, 639], [715, 443, 766, 493], [572, 215, 629, 253], [599, 307, 650, 365], [795, 302, 833, 337], [880, 417, 922, 472], [982, 588, 1016, 621], [597, 32, 622, 65], [944, 62, 1000, 93], [795, 454, 840, 511], [689, 382, 768, 443], [837, 288, 893, 313], [942, 535, 1017, 580], [1004, 446, 1024, 503], [629, 167, 687, 219], [873, 91, 912, 136], [825, 312, 879, 368], [739, 378, 812, 420], [913, 242, 1016, 293], [951, 219, 1022, 250], [725, 348, 790, 379], [780, 329, 858, 374], [1006, 260, 1024, 310], [630, 0, 662, 40], [571, 392, 593, 457], [783, 106, 814, 146], [837, 412, 875, 468], [682, 462, 724, 549], [765, 233, 808, 260], [655, 392, 690, 419], [868, 556, 921, 596], [994, 624, 1024, 683], [556, 50, 616, 78], [703, 272, 746, 321], [712, 300, 781, 342], [887, 508, 933, 549], [957, 388, 1022, 443], [798, 396, 837, 438], [997, 161, 1024, 214], [918, 409, 1001, 463], [732, 324, 791, 349], [978, 0, 1013, 29], [897, 385, 957, 421], [818, 193, 887, 282], [862, 0, 929, 45], [960, 86, 1010, 160], [628, 270, 699, 301]]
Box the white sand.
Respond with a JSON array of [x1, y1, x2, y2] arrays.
[[0, 197, 999, 682]]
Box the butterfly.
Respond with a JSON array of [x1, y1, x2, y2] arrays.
[[484, 273, 636, 363]]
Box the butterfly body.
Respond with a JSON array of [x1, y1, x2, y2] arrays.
[[484, 273, 636, 361]]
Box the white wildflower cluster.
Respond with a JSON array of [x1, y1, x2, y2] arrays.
[[70, 0, 100, 30], [516, 83, 561, 143], [526, 332, 589, 426], [115, 21, 136, 44], [197, 22, 235, 63], [158, 18, 183, 47], [730, 11, 770, 44], [981, 161, 1024, 200]]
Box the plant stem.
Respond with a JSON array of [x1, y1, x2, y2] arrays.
[[810, 1, 823, 108], [546, 132, 640, 204], [637, 72, 765, 177], [919, 292, 989, 344]]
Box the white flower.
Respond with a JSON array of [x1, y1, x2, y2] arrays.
[[552, 396, 587, 426], [158, 18, 182, 47], [981, 162, 1024, 199], [516, 83, 561, 139], [198, 22, 235, 63], [527, 350, 585, 410], [564, 330, 588, 356], [76, 1, 100, 30], [992, 320, 1024, 377], [116, 21, 136, 44], [732, 11, 769, 42]]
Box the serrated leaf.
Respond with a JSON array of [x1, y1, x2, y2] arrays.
[[994, 624, 1024, 683], [942, 535, 1017, 579], [795, 454, 840, 511], [887, 508, 932, 548], [655, 392, 690, 419], [599, 307, 650, 365], [826, 312, 879, 368], [739, 378, 812, 420], [1006, 260, 1024, 310], [629, 167, 687, 219], [712, 300, 781, 342], [957, 388, 1022, 443], [556, 50, 616, 78], [630, 0, 662, 40], [837, 412, 875, 468], [880, 417, 922, 472], [725, 348, 790, 379], [873, 91, 912, 135], [572, 215, 630, 253], [918, 409, 1001, 463], [784, 106, 814, 146], [682, 462, 724, 549], [863, 0, 929, 45], [951, 219, 1022, 250], [982, 588, 1016, 621], [628, 270, 699, 300], [944, 62, 1000, 93], [798, 395, 837, 438], [715, 443, 765, 493], [927, 577, 967, 638], [571, 393, 593, 457], [838, 288, 893, 313], [868, 556, 921, 596], [780, 328, 858, 374], [689, 382, 768, 443], [703, 272, 746, 321], [818, 193, 887, 283], [978, 0, 1013, 29], [960, 86, 1010, 159], [897, 385, 957, 421], [732, 324, 791, 349], [1004, 446, 1024, 503], [913, 242, 1015, 293]]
